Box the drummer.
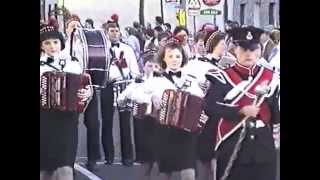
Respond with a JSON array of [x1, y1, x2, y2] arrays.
[[84, 20, 141, 169]]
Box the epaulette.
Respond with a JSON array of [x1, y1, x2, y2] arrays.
[[205, 68, 226, 84]]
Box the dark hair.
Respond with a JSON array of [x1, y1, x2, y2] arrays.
[[158, 42, 188, 69], [173, 26, 189, 36], [194, 31, 206, 43], [164, 23, 171, 30], [157, 32, 170, 41], [133, 21, 140, 29], [141, 51, 159, 65], [155, 16, 164, 24], [40, 31, 65, 51], [85, 18, 94, 27], [206, 32, 226, 53], [154, 26, 163, 33], [226, 20, 233, 25], [105, 22, 119, 31]]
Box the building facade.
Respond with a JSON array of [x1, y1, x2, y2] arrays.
[[227, 0, 280, 28]]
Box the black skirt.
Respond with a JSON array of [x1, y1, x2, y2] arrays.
[[134, 116, 158, 163], [40, 110, 79, 171], [155, 125, 198, 173], [197, 118, 218, 163]]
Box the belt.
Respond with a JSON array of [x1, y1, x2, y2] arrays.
[[248, 120, 266, 129]]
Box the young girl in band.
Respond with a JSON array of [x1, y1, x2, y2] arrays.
[[40, 25, 92, 180], [131, 40, 204, 180], [118, 51, 162, 180]]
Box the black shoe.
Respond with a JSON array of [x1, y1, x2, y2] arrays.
[[86, 161, 99, 171], [122, 159, 134, 166], [105, 159, 114, 165]]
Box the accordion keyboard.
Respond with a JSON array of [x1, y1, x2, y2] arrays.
[[40, 75, 48, 107], [159, 92, 169, 125]]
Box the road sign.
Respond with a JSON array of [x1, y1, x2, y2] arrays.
[[188, 10, 200, 16], [188, 0, 201, 10], [166, 0, 179, 2], [200, 8, 221, 15], [202, 0, 221, 7]]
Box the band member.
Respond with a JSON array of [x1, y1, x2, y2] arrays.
[[190, 31, 207, 59], [84, 18, 95, 29], [84, 21, 140, 169], [40, 25, 92, 180], [61, 14, 84, 66], [183, 29, 226, 180], [173, 26, 192, 60], [204, 26, 280, 180], [118, 51, 161, 179], [183, 29, 226, 89], [131, 39, 204, 180]]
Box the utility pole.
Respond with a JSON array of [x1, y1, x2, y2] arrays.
[[160, 0, 164, 21]]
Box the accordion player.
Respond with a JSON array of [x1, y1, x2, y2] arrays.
[[40, 71, 92, 113]]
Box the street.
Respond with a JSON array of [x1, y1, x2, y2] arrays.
[[74, 106, 280, 180]]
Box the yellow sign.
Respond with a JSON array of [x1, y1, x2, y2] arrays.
[[176, 9, 187, 27]]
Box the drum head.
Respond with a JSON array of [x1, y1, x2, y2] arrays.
[[74, 28, 110, 87]]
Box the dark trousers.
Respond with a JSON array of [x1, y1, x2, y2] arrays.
[[84, 89, 102, 162], [85, 85, 133, 162]]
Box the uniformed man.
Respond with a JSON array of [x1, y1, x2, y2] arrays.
[[204, 26, 280, 180]]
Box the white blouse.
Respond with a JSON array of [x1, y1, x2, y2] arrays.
[[131, 69, 204, 105]]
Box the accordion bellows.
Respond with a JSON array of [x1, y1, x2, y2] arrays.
[[40, 71, 91, 113], [158, 89, 209, 133]]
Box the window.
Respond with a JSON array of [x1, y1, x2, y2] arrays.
[[269, 3, 275, 25], [240, 4, 246, 25]]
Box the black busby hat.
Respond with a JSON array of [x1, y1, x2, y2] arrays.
[[231, 26, 264, 50], [40, 25, 65, 50]]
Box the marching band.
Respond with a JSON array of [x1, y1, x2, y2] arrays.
[[40, 12, 280, 180]]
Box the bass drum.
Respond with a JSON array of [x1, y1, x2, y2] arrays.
[[74, 28, 110, 88]]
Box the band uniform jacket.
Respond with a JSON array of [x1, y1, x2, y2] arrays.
[[109, 42, 141, 81], [204, 62, 280, 165], [183, 54, 224, 162], [183, 54, 220, 85]]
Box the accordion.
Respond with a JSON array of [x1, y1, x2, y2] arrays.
[[157, 89, 209, 133], [132, 102, 158, 120], [40, 71, 91, 113]]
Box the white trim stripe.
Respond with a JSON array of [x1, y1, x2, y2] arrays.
[[74, 163, 103, 180], [215, 67, 265, 150]]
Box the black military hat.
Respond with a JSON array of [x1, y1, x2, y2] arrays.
[[231, 26, 264, 50], [40, 25, 65, 50]]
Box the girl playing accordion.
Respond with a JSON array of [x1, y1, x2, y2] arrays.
[[40, 25, 92, 180], [117, 50, 161, 179], [129, 39, 204, 180]]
